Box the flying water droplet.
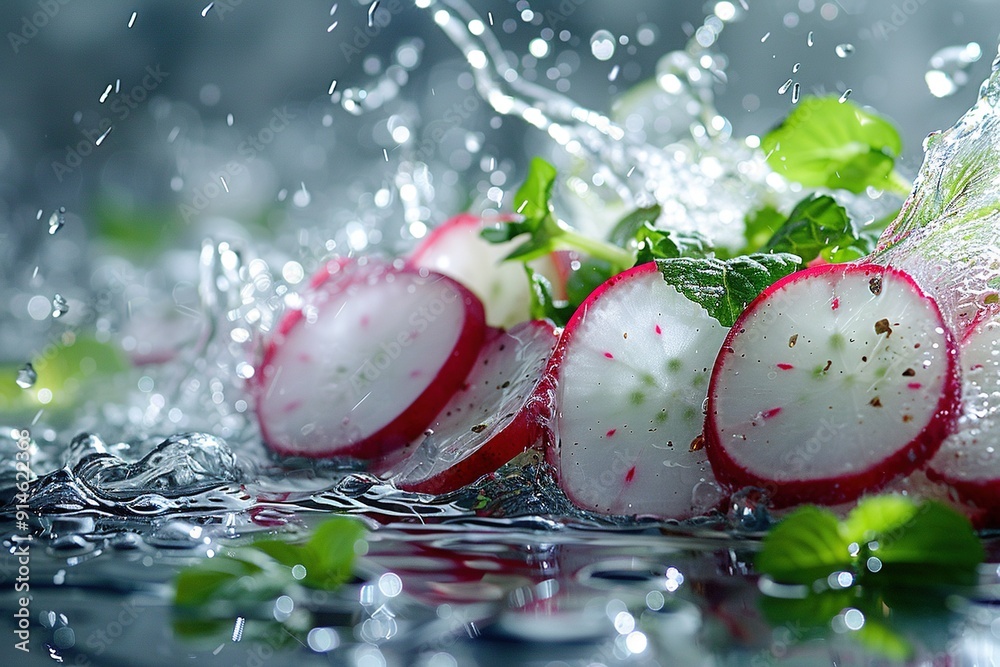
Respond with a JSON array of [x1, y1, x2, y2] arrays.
[[778, 78, 793, 95], [925, 42, 982, 98], [791, 82, 800, 104], [760, 31, 770, 43], [52, 294, 69, 318], [590, 30, 616, 61], [99, 84, 112, 103], [807, 31, 814, 47], [16, 363, 37, 389], [836, 43, 855, 58], [367, 1, 380, 28], [327, 21, 338, 32], [95, 126, 113, 146], [608, 64, 620, 81], [839, 89, 853, 103], [201, 2, 213, 18], [48, 207, 66, 235], [792, 62, 800, 73]]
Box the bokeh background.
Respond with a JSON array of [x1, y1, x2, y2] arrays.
[[1, 0, 999, 367]]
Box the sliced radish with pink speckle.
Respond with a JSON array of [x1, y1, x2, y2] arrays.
[[378, 320, 559, 494], [926, 317, 1000, 514], [254, 257, 487, 460], [408, 213, 562, 328], [548, 261, 727, 518], [705, 262, 960, 507]]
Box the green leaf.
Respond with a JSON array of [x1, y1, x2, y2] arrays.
[[762, 195, 854, 264], [763, 97, 904, 194], [840, 494, 919, 544], [565, 257, 615, 308], [742, 204, 786, 253], [479, 157, 635, 270], [756, 506, 852, 585], [607, 204, 662, 247], [173, 517, 365, 615], [635, 227, 713, 264], [655, 253, 801, 327]]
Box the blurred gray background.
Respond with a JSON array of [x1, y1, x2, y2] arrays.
[[0, 0, 998, 303]]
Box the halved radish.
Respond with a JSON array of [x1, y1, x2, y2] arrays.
[[378, 320, 559, 494], [254, 257, 487, 459], [408, 213, 563, 328], [705, 262, 960, 507], [925, 316, 1000, 514], [548, 261, 727, 519]]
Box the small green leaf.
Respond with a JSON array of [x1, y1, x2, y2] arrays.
[[763, 97, 904, 194], [756, 506, 852, 585], [762, 195, 854, 265], [308, 517, 366, 589], [656, 253, 801, 327], [635, 227, 713, 264], [514, 156, 558, 225], [840, 494, 919, 544], [607, 204, 662, 247], [742, 204, 786, 253]]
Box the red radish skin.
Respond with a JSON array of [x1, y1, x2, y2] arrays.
[[254, 257, 487, 460], [547, 262, 727, 519], [408, 213, 563, 327], [378, 320, 559, 494], [705, 262, 960, 508]]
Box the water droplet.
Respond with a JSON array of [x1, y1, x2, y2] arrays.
[[16, 363, 37, 389], [925, 42, 982, 98], [128, 11, 137, 28], [200, 2, 214, 18], [806, 31, 814, 47], [52, 294, 68, 318], [791, 82, 800, 104], [839, 89, 852, 103], [328, 79, 338, 95], [590, 30, 616, 61], [835, 43, 855, 58], [367, 1, 380, 28], [792, 62, 800, 73], [47, 207, 65, 235], [327, 21, 338, 32], [608, 64, 620, 81], [778, 78, 793, 95], [99, 84, 112, 103], [226, 113, 234, 126], [95, 126, 113, 146]]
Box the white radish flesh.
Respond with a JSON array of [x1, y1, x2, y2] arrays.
[[549, 262, 727, 518], [706, 262, 960, 507], [254, 258, 486, 459]]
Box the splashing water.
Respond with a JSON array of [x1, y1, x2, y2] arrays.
[[16, 362, 37, 389], [926, 42, 983, 98]]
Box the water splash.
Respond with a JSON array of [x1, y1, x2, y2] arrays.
[[24, 432, 251, 516], [16, 363, 37, 389], [926, 42, 983, 98], [876, 45, 1000, 334]]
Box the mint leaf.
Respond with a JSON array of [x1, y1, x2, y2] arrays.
[[656, 253, 801, 327], [762, 195, 854, 264], [756, 506, 852, 585], [758, 495, 983, 588], [480, 157, 634, 270], [635, 228, 713, 264], [173, 517, 365, 612], [742, 204, 786, 253], [763, 97, 905, 194], [607, 204, 662, 247]]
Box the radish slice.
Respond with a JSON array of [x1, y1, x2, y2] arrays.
[[254, 258, 487, 459], [705, 262, 960, 507], [926, 318, 1000, 512], [548, 262, 727, 518], [408, 213, 562, 328], [379, 320, 559, 494]]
